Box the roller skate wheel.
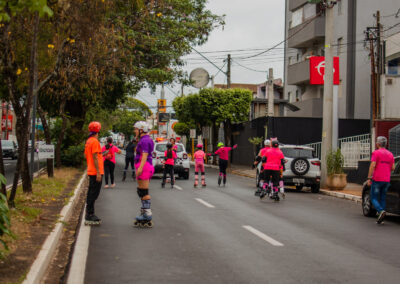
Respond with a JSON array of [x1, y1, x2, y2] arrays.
[[144, 221, 153, 228]]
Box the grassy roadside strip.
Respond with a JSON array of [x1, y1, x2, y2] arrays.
[[0, 168, 82, 284]]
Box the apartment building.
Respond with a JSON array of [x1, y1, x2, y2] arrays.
[[284, 0, 400, 119]]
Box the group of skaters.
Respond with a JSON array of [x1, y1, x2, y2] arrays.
[[253, 139, 286, 202]]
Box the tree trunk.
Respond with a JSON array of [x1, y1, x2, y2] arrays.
[[0, 140, 6, 197], [37, 103, 54, 177], [55, 99, 67, 168]]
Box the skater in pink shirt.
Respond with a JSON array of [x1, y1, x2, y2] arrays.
[[193, 144, 207, 187], [212, 142, 237, 186]]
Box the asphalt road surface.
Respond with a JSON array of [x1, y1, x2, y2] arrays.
[[3, 154, 44, 186], [85, 156, 400, 283]]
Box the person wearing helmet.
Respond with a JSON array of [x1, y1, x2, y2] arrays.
[[193, 143, 207, 187], [213, 142, 238, 186], [162, 142, 177, 188], [102, 137, 122, 188], [84, 121, 104, 225], [367, 136, 395, 224], [261, 139, 284, 201], [253, 139, 271, 196], [133, 121, 155, 227]]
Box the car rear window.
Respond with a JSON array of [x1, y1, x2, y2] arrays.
[[1, 140, 13, 147], [155, 144, 184, 153], [281, 148, 315, 158]]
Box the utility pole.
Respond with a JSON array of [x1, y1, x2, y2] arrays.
[[227, 54, 231, 88], [320, 1, 335, 187], [267, 68, 274, 117], [376, 11, 381, 119]]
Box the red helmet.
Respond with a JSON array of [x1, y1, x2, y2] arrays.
[[88, 121, 101, 133]]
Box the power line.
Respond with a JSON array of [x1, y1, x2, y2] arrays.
[[191, 47, 227, 75], [232, 59, 268, 73]]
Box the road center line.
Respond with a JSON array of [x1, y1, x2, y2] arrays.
[[174, 185, 183, 191], [195, 198, 215, 208], [242, 225, 284, 247]]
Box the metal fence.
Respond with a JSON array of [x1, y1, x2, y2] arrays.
[[305, 134, 370, 169]]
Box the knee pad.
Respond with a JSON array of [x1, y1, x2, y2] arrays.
[[201, 172, 205, 175], [137, 188, 149, 198], [195, 172, 198, 175]]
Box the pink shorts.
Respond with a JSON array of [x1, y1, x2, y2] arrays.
[[195, 162, 205, 173], [135, 162, 154, 180]]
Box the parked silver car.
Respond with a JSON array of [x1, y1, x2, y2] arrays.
[[152, 142, 190, 179]]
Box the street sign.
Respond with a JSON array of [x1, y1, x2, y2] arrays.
[[158, 113, 170, 122], [158, 99, 167, 113], [309, 56, 340, 85], [190, 129, 196, 139], [38, 144, 54, 159], [1, 115, 12, 131]]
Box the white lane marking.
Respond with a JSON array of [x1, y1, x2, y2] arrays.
[[67, 208, 91, 284], [242, 225, 284, 247], [195, 198, 215, 208], [174, 185, 183, 191]]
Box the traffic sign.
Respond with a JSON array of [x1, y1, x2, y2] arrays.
[[158, 99, 167, 113], [38, 144, 54, 159], [190, 129, 196, 139]]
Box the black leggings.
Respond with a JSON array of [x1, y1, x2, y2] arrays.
[[162, 164, 174, 185], [87, 175, 102, 216], [124, 157, 135, 172], [219, 159, 228, 175], [104, 160, 115, 185]]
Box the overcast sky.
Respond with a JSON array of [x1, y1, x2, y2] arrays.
[[137, 0, 286, 111]]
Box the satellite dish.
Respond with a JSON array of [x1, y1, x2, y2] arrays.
[[190, 68, 210, 89]]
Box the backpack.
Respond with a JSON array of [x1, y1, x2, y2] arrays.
[[104, 145, 114, 160]]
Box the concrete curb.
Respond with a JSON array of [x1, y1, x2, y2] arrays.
[[320, 189, 362, 203], [22, 172, 87, 284]]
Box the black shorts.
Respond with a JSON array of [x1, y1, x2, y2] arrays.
[[262, 170, 280, 186]]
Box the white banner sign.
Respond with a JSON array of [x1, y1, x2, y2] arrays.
[[38, 144, 54, 159], [190, 129, 196, 139]]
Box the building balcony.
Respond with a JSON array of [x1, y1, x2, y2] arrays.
[[287, 60, 309, 85], [288, 16, 325, 49], [289, 0, 309, 11]]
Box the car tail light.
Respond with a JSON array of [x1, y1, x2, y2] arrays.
[[152, 152, 156, 158], [311, 161, 321, 167], [183, 153, 188, 159]]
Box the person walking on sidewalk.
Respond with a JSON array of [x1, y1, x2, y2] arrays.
[[102, 137, 122, 188], [367, 136, 395, 224], [161, 142, 177, 188], [133, 121, 155, 227], [123, 138, 136, 181], [84, 121, 104, 225]]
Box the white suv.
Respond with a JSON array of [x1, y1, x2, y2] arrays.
[[256, 145, 321, 193], [152, 142, 190, 179]]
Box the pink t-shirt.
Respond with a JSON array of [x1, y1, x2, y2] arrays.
[[164, 150, 177, 165], [264, 148, 284, 171], [371, 148, 394, 182], [215, 147, 232, 161], [102, 145, 119, 164], [194, 150, 205, 164]]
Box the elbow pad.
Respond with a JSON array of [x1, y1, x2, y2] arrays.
[[255, 156, 262, 162], [261, 156, 267, 163]]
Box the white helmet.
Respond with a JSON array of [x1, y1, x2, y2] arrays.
[[133, 121, 150, 133], [264, 139, 271, 146]]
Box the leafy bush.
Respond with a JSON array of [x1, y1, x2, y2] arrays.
[[0, 174, 13, 258], [61, 144, 86, 167], [326, 149, 344, 176]]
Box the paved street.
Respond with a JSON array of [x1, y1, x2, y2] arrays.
[[84, 157, 400, 283], [2, 154, 44, 186]]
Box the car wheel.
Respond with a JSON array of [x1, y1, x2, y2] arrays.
[[362, 189, 377, 217], [296, 185, 303, 191], [291, 158, 310, 176], [311, 184, 320, 193]]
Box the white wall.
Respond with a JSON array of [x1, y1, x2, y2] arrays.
[[382, 75, 400, 119]]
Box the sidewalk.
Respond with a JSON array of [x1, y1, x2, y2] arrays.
[[196, 162, 363, 202]]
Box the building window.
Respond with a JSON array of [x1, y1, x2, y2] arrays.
[[290, 4, 317, 28], [296, 90, 300, 102], [291, 7, 303, 28], [337, 37, 343, 56]]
